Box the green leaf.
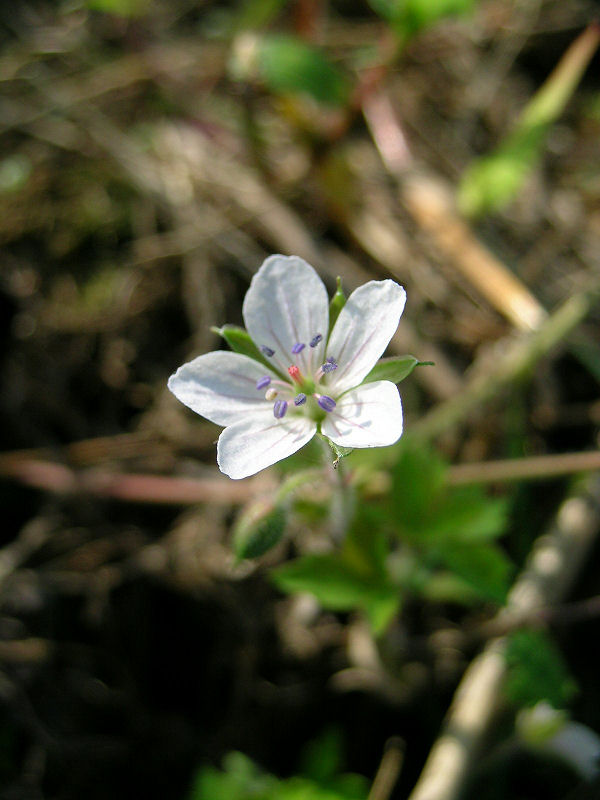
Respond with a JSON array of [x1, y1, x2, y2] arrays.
[[272, 554, 400, 634], [87, 0, 150, 16], [458, 24, 600, 217], [328, 277, 346, 335], [258, 35, 349, 106], [233, 503, 286, 560], [389, 440, 448, 535], [189, 747, 369, 800], [299, 728, 344, 784], [369, 0, 477, 38], [189, 751, 276, 799], [433, 542, 512, 604], [505, 629, 578, 709], [212, 324, 283, 374], [363, 355, 431, 384], [419, 487, 509, 544]]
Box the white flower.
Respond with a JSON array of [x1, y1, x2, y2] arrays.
[[168, 255, 406, 479]]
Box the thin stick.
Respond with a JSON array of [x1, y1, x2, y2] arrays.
[[407, 475, 600, 800], [0, 458, 268, 505], [368, 738, 405, 800], [447, 449, 600, 485]]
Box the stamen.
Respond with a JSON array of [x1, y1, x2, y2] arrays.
[[273, 400, 288, 419], [316, 395, 336, 413], [261, 345, 275, 357], [291, 342, 305, 354], [256, 376, 271, 390], [321, 357, 338, 373], [309, 334, 323, 348], [294, 393, 307, 406], [287, 365, 303, 384], [265, 388, 278, 401]]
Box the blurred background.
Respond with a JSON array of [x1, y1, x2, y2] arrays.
[[1, 1, 600, 798]]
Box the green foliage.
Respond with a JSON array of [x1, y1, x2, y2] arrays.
[[258, 35, 350, 106], [188, 740, 369, 800], [363, 355, 432, 385], [87, 0, 151, 16], [390, 440, 512, 603], [505, 629, 578, 709], [368, 0, 477, 38], [457, 123, 550, 219], [273, 509, 400, 634], [458, 25, 600, 217], [328, 277, 346, 335], [275, 441, 512, 627], [431, 541, 512, 603]]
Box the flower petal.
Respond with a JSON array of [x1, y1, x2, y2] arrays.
[[325, 280, 406, 394], [168, 350, 279, 426], [217, 412, 317, 479], [242, 254, 329, 375], [320, 381, 402, 448]]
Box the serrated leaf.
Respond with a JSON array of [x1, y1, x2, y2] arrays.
[[505, 629, 578, 709], [363, 355, 431, 384], [419, 488, 509, 544], [433, 542, 512, 604], [258, 35, 349, 106], [389, 440, 448, 535], [272, 554, 400, 633]]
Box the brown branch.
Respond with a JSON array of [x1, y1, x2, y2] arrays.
[[447, 449, 600, 485], [0, 457, 269, 505]]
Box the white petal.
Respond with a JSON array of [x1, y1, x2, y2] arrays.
[[242, 254, 329, 375], [325, 280, 406, 394], [168, 350, 279, 426], [217, 412, 316, 479], [320, 381, 402, 448]]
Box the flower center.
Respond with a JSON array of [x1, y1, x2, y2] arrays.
[[256, 333, 339, 419]]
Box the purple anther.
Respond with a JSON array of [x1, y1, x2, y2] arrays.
[[256, 376, 271, 390], [273, 400, 288, 419], [261, 345, 275, 357], [321, 358, 338, 373], [291, 342, 305, 354], [317, 395, 336, 413], [309, 334, 323, 348], [294, 393, 307, 406]]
